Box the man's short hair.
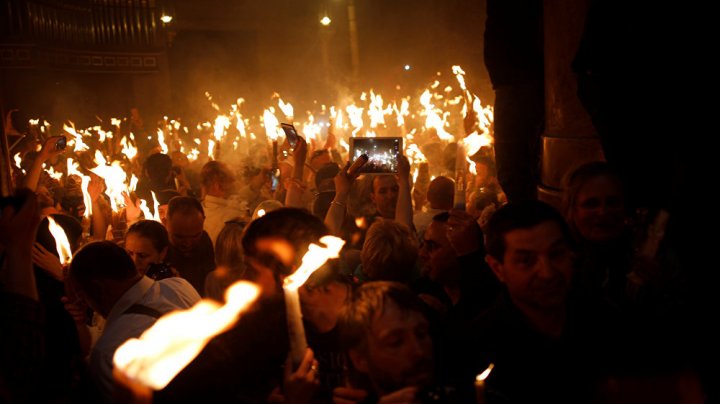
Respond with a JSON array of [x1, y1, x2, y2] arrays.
[[68, 241, 137, 287], [201, 160, 235, 191], [361, 220, 418, 282], [241, 208, 329, 275], [484, 200, 572, 262], [167, 196, 205, 219], [426, 176, 454, 209], [143, 153, 173, 184], [339, 282, 423, 352], [127, 220, 170, 253]]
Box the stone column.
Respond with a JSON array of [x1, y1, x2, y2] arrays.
[[539, 0, 604, 207]]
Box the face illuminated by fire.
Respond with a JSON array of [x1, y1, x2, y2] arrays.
[[167, 211, 205, 254], [487, 221, 574, 311], [125, 233, 167, 275], [572, 176, 626, 242], [371, 175, 399, 219], [351, 300, 434, 395]]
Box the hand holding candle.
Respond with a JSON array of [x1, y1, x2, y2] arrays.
[[475, 363, 494, 404], [283, 236, 345, 368], [113, 281, 261, 390]]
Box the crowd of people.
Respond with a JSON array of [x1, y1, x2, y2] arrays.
[[0, 96, 706, 404]]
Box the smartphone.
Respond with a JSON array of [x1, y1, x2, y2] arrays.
[[55, 137, 67, 151], [280, 123, 299, 148], [145, 262, 175, 280], [348, 137, 403, 174]]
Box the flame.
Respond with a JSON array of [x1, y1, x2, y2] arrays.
[[339, 138, 349, 152], [476, 363, 494, 382], [213, 115, 230, 142], [405, 143, 427, 165], [120, 136, 138, 160], [95, 126, 107, 143], [302, 113, 321, 143], [111, 117, 122, 127], [157, 129, 169, 154], [234, 109, 247, 138], [278, 97, 294, 119], [13, 152, 22, 169], [354, 217, 367, 229], [46, 165, 64, 180], [331, 106, 343, 129], [368, 90, 391, 129], [80, 175, 92, 218], [462, 132, 493, 157], [452, 65, 468, 92], [208, 139, 216, 160], [263, 108, 281, 141], [204, 91, 220, 111], [394, 98, 410, 127], [151, 191, 161, 222], [283, 236, 345, 291], [345, 104, 364, 136], [129, 174, 139, 193], [139, 199, 154, 221], [66, 158, 93, 218], [64, 122, 89, 152], [47, 216, 72, 265], [90, 151, 127, 212], [113, 281, 261, 390], [187, 148, 200, 162], [419, 90, 454, 141]]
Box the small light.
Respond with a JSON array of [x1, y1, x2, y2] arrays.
[[320, 16, 331, 26], [257, 209, 266, 218], [160, 15, 173, 24]]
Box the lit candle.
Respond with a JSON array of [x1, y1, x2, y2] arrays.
[[475, 363, 494, 404], [113, 281, 260, 390], [283, 236, 345, 368], [47, 216, 72, 265], [284, 286, 307, 367]]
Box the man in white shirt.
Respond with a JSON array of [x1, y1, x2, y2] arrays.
[[66, 241, 201, 401], [200, 161, 248, 245]]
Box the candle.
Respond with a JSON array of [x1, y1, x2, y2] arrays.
[[113, 281, 260, 390], [454, 142, 467, 210], [47, 216, 72, 265], [475, 363, 494, 404], [283, 236, 345, 368], [284, 287, 308, 367]]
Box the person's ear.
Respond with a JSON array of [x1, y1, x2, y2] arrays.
[[485, 254, 506, 283], [349, 348, 369, 374]]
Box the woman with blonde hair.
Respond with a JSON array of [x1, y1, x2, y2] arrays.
[[204, 218, 247, 300]]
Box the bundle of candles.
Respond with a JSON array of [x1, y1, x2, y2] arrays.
[[112, 235, 345, 389]]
